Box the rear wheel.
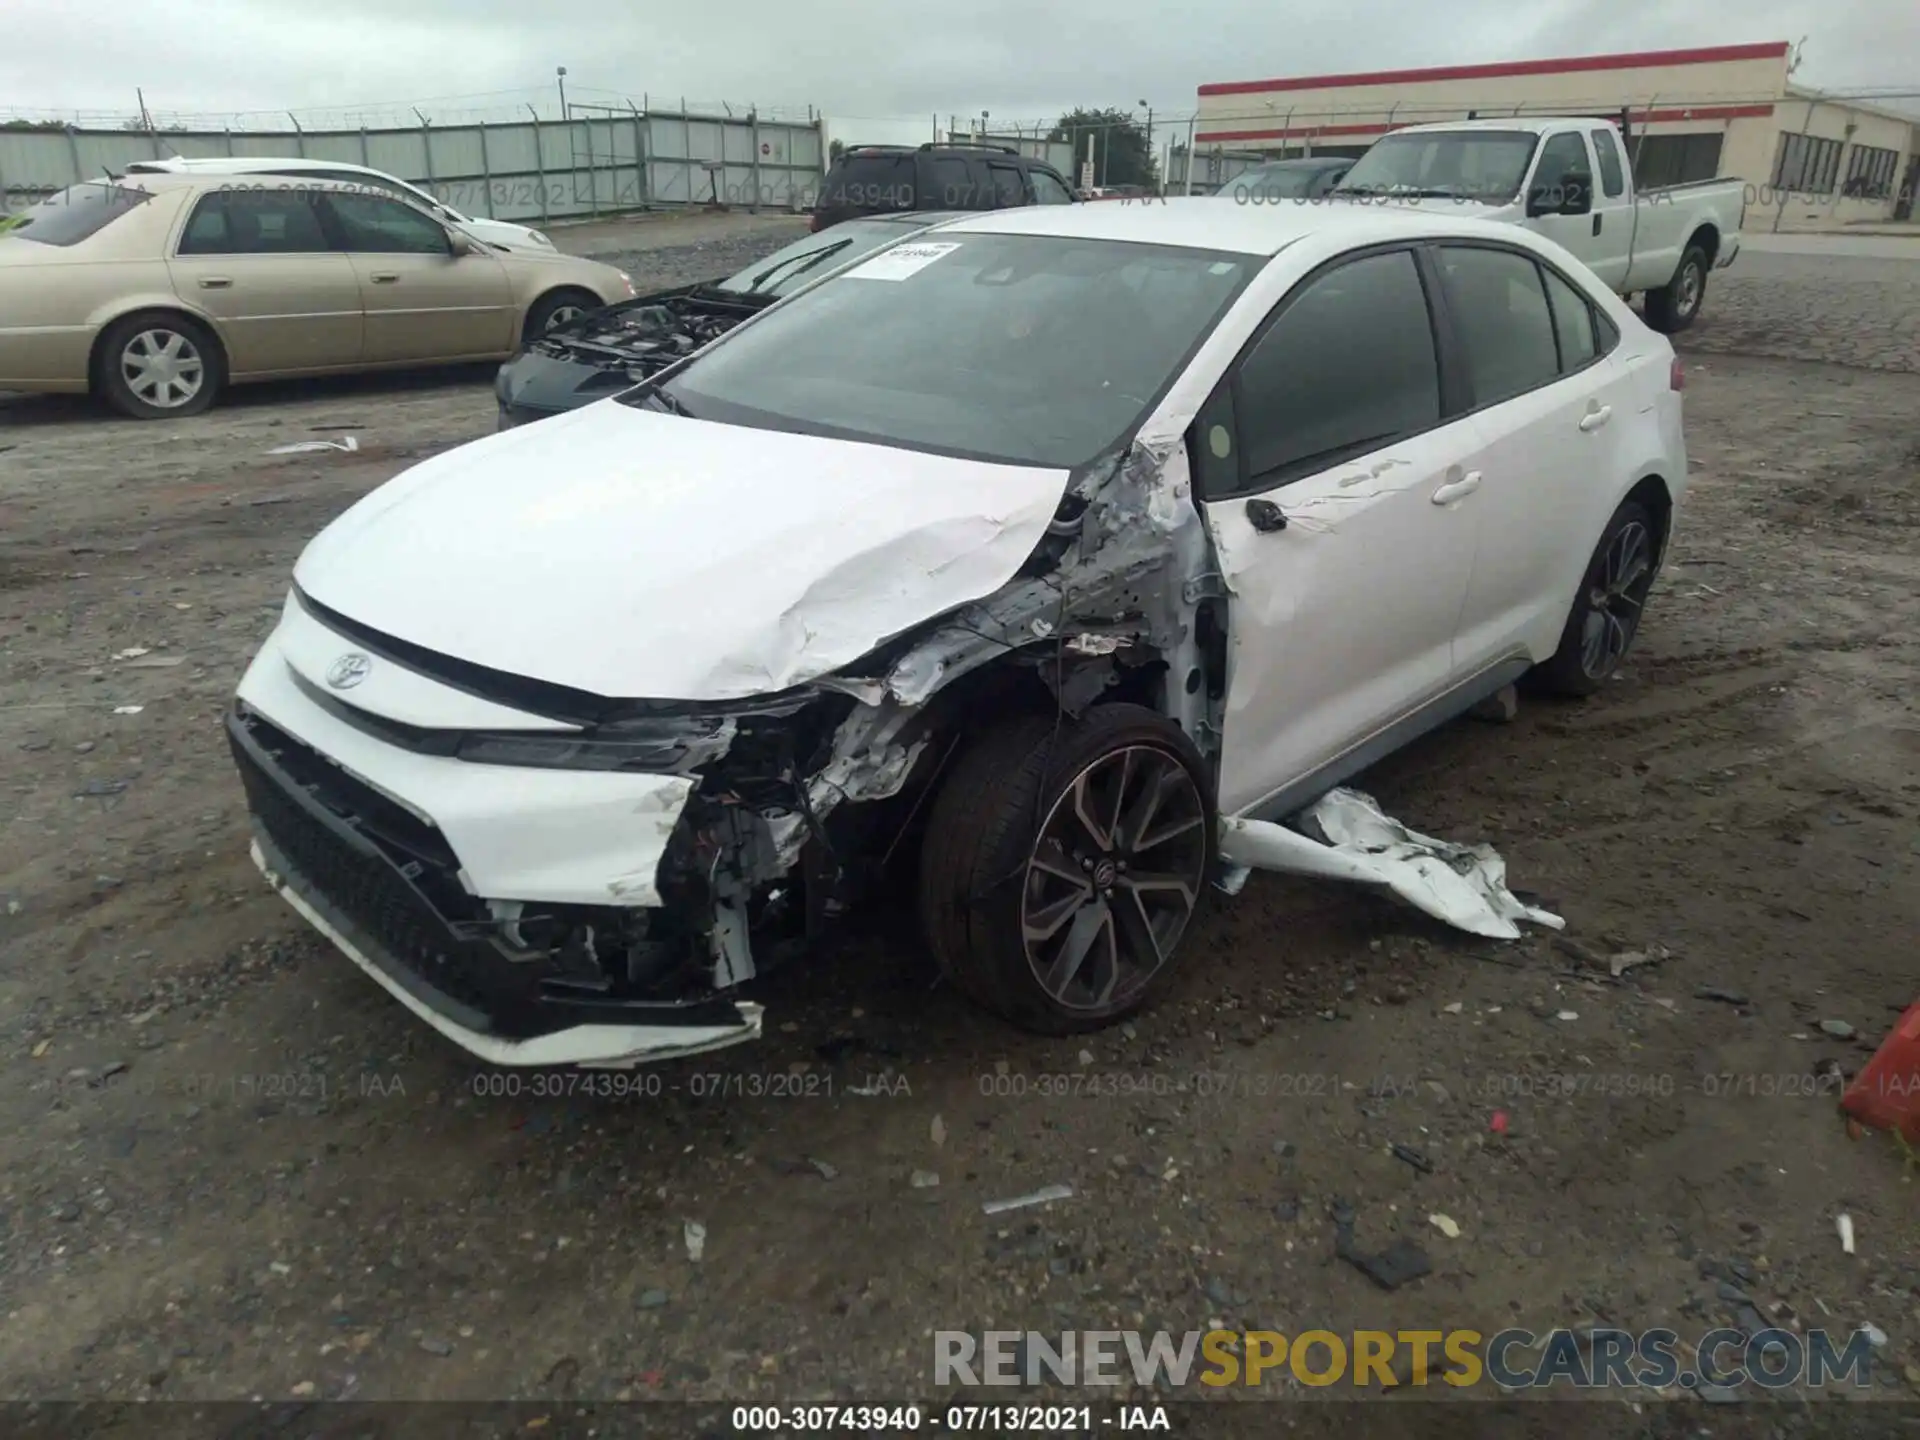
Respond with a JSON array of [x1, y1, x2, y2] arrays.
[[918, 704, 1214, 1034], [97, 312, 222, 419], [1644, 244, 1707, 333], [522, 288, 600, 342], [1534, 499, 1658, 697]]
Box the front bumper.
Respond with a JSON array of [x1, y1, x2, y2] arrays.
[[230, 616, 762, 1067]]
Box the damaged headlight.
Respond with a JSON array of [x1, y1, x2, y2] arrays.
[[456, 716, 734, 774]]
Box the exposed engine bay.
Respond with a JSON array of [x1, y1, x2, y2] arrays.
[[533, 289, 762, 377]]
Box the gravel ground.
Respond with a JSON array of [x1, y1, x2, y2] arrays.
[[0, 218, 1916, 1425]]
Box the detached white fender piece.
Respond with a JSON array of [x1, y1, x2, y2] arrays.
[[1217, 788, 1564, 941]]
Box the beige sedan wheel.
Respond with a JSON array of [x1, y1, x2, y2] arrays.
[[98, 314, 222, 419]]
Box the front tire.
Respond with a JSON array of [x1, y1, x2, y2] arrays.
[[1643, 244, 1708, 333], [1534, 500, 1659, 697], [917, 704, 1214, 1035], [522, 288, 601, 343], [97, 312, 222, 419]]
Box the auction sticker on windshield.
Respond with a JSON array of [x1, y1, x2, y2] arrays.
[[845, 241, 961, 281]]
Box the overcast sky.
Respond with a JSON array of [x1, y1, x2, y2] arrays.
[[5, 0, 1915, 128]]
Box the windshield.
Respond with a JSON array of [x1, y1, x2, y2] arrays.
[[714, 219, 924, 297], [1335, 131, 1539, 202], [6, 181, 156, 245], [637, 233, 1258, 468], [1231, 164, 1332, 201]]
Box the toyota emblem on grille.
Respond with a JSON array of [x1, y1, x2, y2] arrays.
[[325, 653, 372, 690]]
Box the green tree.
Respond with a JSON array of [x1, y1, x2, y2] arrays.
[[828, 139, 845, 164], [1048, 107, 1156, 188]]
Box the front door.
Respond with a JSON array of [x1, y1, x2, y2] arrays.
[[1526, 131, 1629, 291], [318, 191, 516, 363], [165, 189, 361, 376], [1195, 247, 1482, 817]]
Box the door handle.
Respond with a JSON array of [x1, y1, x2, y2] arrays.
[[1592, 213, 1603, 236], [370, 272, 400, 283], [1430, 470, 1481, 505], [1579, 404, 1613, 432], [197, 277, 232, 289]]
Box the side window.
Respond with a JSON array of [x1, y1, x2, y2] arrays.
[[987, 164, 1027, 208], [926, 157, 981, 207], [1529, 132, 1592, 214], [1539, 265, 1600, 372], [1029, 168, 1075, 204], [324, 192, 450, 254], [177, 190, 329, 255], [1226, 249, 1441, 492], [1589, 129, 1626, 198], [1436, 246, 1561, 404]]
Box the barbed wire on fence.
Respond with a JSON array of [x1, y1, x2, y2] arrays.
[[0, 91, 824, 133], [2, 81, 1913, 140]]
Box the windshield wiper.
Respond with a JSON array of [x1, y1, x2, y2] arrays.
[[741, 238, 853, 295], [639, 385, 695, 418]]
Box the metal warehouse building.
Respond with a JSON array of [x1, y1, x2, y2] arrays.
[[1194, 42, 1918, 229]]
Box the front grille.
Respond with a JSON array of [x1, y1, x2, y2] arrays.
[[228, 706, 746, 1041], [230, 712, 524, 1026]]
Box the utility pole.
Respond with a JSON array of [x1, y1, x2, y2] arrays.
[[555, 66, 569, 121], [1138, 99, 1153, 184], [136, 87, 153, 130]]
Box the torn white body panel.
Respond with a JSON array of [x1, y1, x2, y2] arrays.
[[253, 840, 763, 1067], [237, 624, 693, 907], [1217, 788, 1563, 940], [292, 400, 1072, 702]]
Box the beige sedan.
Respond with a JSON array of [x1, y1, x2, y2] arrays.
[[0, 172, 634, 418]]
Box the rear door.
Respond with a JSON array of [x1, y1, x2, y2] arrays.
[[923, 153, 991, 210], [1431, 242, 1635, 670], [165, 188, 361, 375], [317, 191, 515, 362], [1581, 128, 1635, 290], [1196, 246, 1483, 816]]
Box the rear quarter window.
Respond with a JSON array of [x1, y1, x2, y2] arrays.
[[8, 182, 156, 246], [820, 154, 915, 211]]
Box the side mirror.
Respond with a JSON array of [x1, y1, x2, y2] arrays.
[[448, 229, 478, 256]]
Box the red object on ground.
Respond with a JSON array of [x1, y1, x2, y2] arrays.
[[1489, 1110, 1510, 1135], [1840, 1000, 1920, 1141]]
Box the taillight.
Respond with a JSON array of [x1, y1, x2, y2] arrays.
[[1670, 356, 1685, 392]]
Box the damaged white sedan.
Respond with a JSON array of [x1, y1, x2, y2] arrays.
[[229, 200, 1687, 1066]]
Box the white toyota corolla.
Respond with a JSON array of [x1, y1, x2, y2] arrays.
[[228, 199, 1687, 1067]]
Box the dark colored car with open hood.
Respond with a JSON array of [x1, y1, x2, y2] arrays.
[[494, 211, 967, 428]]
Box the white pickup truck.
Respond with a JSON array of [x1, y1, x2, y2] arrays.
[[1330, 117, 1745, 332]]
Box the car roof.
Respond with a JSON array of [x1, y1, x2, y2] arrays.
[[1389, 119, 1577, 136], [128, 155, 394, 176], [930, 194, 1533, 256], [89, 171, 386, 198]]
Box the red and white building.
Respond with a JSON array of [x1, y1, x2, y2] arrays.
[[1193, 42, 1917, 228]]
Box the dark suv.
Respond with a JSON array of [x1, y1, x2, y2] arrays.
[[810, 142, 1078, 231]]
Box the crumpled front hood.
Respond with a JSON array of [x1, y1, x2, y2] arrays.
[[294, 400, 1071, 702]]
